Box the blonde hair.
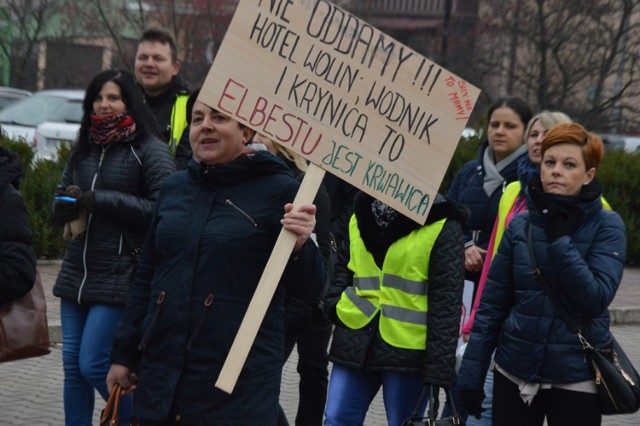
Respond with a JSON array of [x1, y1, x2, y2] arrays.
[[524, 110, 573, 142], [272, 143, 308, 172]]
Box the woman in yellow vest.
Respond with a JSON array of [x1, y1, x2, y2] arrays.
[[323, 192, 469, 425]]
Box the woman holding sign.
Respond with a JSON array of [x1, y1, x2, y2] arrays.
[[106, 88, 324, 424]]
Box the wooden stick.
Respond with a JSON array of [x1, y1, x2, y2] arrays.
[[215, 163, 326, 393]]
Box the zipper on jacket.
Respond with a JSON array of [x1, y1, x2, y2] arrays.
[[77, 148, 107, 304], [225, 199, 257, 227], [187, 294, 215, 350], [137, 291, 166, 351]]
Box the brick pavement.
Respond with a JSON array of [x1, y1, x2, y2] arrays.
[[0, 261, 637, 424]]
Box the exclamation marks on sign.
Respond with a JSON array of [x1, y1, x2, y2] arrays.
[[412, 59, 441, 96]]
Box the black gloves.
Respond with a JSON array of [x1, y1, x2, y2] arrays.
[[544, 208, 579, 241], [77, 191, 96, 213], [459, 389, 486, 419], [52, 186, 95, 224], [53, 199, 79, 223]]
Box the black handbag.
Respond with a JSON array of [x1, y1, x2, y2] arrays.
[[527, 224, 640, 415], [402, 384, 465, 426]]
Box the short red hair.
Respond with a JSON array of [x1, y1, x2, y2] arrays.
[[541, 123, 604, 170]]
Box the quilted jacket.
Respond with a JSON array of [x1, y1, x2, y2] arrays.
[[458, 179, 626, 390], [53, 133, 175, 305], [324, 192, 469, 387]]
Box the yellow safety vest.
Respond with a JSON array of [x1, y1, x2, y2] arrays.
[[168, 95, 189, 156], [494, 181, 613, 259], [336, 215, 446, 350]]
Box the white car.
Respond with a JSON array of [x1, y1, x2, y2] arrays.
[[33, 121, 81, 161], [0, 86, 32, 110], [0, 89, 84, 154]]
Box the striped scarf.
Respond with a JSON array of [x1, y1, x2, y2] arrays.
[[90, 112, 136, 145]]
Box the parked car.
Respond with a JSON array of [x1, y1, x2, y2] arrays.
[[0, 89, 84, 150], [0, 86, 32, 110], [33, 120, 81, 161]]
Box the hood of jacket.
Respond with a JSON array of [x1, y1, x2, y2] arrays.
[[353, 192, 469, 263], [0, 146, 23, 190], [188, 150, 294, 187]]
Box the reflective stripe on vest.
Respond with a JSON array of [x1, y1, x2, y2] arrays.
[[169, 95, 189, 156], [336, 214, 446, 350]]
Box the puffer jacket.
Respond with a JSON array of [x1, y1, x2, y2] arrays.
[[446, 141, 526, 249], [53, 133, 175, 305], [0, 146, 37, 303], [458, 179, 626, 390], [324, 192, 469, 387], [110, 152, 324, 422]]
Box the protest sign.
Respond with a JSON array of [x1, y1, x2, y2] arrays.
[[198, 0, 481, 393], [200, 0, 481, 224]]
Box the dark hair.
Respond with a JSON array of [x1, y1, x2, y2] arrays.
[[185, 87, 248, 130], [541, 123, 604, 171], [487, 96, 533, 129], [139, 28, 179, 63], [186, 87, 201, 125], [71, 69, 159, 164]]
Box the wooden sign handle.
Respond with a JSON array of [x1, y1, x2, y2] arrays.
[[215, 163, 326, 393]]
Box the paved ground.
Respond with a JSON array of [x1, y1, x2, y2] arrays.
[[1, 261, 638, 425]]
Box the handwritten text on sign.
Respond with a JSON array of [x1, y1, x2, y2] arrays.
[[200, 0, 480, 223]]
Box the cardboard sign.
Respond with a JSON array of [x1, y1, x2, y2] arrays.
[[200, 0, 481, 224]]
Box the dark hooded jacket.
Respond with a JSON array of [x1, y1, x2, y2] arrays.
[[458, 179, 626, 391], [0, 146, 36, 303], [324, 192, 469, 387], [110, 151, 324, 423]]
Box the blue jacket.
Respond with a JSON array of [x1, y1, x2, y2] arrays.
[[446, 142, 526, 249], [458, 180, 626, 389], [111, 151, 324, 422]]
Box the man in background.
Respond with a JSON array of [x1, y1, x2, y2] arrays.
[[135, 28, 192, 169]]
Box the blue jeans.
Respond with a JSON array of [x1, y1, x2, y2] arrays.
[[466, 368, 493, 426], [324, 364, 427, 426], [60, 299, 132, 426]]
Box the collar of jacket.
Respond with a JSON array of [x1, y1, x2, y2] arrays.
[[188, 150, 294, 187]]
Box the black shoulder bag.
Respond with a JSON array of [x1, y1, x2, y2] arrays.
[[402, 384, 465, 426], [527, 223, 640, 415]]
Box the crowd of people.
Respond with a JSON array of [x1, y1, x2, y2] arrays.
[[0, 25, 629, 426]]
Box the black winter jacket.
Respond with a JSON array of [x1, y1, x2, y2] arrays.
[[52, 133, 175, 305], [110, 152, 324, 422], [0, 147, 36, 303], [324, 193, 469, 387]]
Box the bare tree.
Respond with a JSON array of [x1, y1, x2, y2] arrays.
[[474, 0, 640, 133], [0, 0, 61, 89]]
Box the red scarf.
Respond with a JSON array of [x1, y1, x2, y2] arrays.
[[90, 112, 136, 145]]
